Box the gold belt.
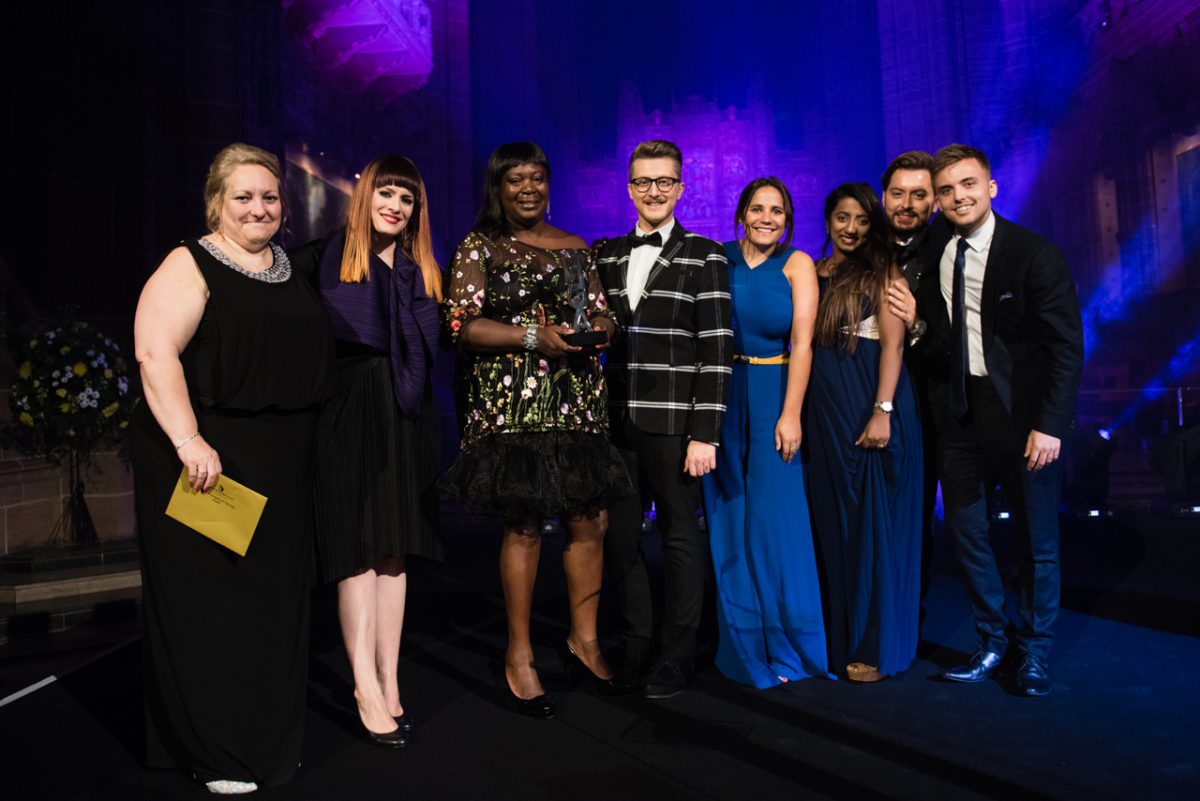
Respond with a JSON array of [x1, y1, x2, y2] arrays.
[[732, 353, 789, 365]]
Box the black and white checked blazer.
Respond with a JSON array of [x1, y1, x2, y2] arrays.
[[595, 223, 732, 445]]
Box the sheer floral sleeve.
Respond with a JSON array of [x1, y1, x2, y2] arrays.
[[444, 231, 490, 344], [584, 249, 614, 322]]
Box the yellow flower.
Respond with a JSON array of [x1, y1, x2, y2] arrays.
[[19, 412, 33, 426], [60, 346, 70, 355], [73, 362, 88, 376], [104, 369, 113, 378], [18, 361, 31, 379], [56, 388, 67, 397], [60, 402, 73, 413], [102, 402, 119, 418]]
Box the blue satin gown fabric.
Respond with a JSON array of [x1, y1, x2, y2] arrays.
[[807, 276, 923, 677]]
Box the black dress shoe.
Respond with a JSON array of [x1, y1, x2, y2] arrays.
[[504, 679, 557, 719], [1015, 654, 1052, 697], [941, 650, 1004, 683], [642, 659, 688, 699], [363, 724, 409, 749], [393, 713, 415, 733], [561, 643, 634, 696]]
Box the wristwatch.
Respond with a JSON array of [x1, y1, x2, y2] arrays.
[[873, 401, 894, 414], [908, 318, 927, 347], [521, 324, 539, 351]]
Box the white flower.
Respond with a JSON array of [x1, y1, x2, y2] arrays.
[[502, 375, 512, 387], [469, 250, 479, 261], [520, 388, 533, 399], [502, 272, 511, 282], [560, 403, 569, 414], [526, 377, 538, 389], [496, 414, 505, 425]]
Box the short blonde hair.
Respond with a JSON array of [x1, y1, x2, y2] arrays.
[[203, 143, 282, 232]]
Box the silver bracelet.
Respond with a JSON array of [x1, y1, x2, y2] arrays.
[[174, 432, 199, 451], [521, 324, 539, 351]]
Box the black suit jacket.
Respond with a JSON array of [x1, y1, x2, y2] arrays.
[[914, 212, 1084, 439], [595, 223, 732, 444]]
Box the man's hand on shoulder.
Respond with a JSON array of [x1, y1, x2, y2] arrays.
[[683, 441, 716, 477]]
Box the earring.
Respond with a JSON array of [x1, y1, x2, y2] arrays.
[[545, 200, 551, 222]]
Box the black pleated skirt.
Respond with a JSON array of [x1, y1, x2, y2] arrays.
[[313, 350, 443, 583]]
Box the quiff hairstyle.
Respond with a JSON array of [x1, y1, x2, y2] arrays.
[[628, 139, 683, 178], [880, 150, 933, 192], [931, 144, 992, 181], [341, 155, 442, 300], [203, 143, 282, 233]]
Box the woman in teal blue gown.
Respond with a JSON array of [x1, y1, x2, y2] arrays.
[[807, 183, 922, 682], [701, 178, 829, 689]]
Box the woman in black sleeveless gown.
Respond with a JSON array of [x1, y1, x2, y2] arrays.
[[131, 143, 333, 794]]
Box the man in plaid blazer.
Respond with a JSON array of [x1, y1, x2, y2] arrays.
[[595, 140, 732, 699]]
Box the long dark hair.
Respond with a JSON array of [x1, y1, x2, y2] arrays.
[[473, 142, 551, 239], [814, 182, 892, 354], [734, 177, 794, 252]]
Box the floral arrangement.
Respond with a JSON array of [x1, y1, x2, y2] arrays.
[[3, 317, 134, 465]]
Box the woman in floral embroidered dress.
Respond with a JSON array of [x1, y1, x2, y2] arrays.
[[441, 142, 633, 716]]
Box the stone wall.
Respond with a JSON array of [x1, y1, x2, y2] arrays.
[[0, 450, 134, 555]]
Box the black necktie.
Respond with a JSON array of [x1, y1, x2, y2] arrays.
[[949, 237, 971, 419], [630, 231, 662, 248]]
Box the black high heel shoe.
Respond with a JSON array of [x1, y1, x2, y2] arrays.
[[503, 676, 557, 719], [393, 713, 415, 733], [561, 642, 633, 697], [362, 722, 409, 749]]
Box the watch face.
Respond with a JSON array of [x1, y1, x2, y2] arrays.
[[877, 401, 894, 413]]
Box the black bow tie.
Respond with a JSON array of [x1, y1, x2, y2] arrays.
[[630, 231, 663, 248]]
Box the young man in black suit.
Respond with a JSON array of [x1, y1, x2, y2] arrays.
[[914, 144, 1083, 696], [595, 139, 732, 698]]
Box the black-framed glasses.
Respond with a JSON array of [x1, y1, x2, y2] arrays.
[[629, 176, 681, 193]]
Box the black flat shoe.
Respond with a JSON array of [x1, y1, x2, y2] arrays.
[[393, 713, 415, 733], [504, 678, 556, 719], [561, 642, 633, 697], [363, 724, 409, 749], [642, 658, 688, 699]]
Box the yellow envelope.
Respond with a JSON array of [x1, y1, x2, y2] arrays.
[[164, 468, 268, 556]]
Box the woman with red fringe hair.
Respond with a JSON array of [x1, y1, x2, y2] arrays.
[[293, 155, 443, 748]]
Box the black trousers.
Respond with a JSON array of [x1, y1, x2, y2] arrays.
[[605, 415, 707, 666], [909, 364, 940, 627], [939, 377, 1062, 661]]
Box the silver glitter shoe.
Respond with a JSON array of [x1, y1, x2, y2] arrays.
[[205, 779, 258, 795]]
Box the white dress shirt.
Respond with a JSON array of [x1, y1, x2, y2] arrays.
[[627, 217, 675, 312], [939, 211, 995, 376]]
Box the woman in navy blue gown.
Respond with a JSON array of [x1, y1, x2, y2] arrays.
[[808, 183, 922, 682], [701, 178, 829, 688]]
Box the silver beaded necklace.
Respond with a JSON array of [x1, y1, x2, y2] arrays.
[[199, 237, 292, 283]]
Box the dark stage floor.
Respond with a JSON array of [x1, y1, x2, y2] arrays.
[[1, 511, 1198, 801]]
